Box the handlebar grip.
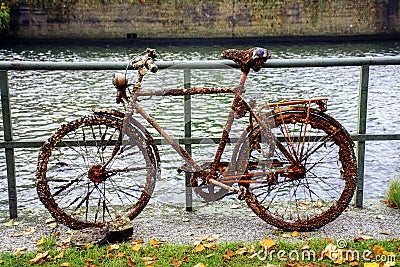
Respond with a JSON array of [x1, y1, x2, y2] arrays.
[[146, 59, 158, 73]]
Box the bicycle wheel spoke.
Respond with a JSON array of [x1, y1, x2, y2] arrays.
[[53, 176, 84, 197], [37, 115, 158, 229], [240, 108, 356, 231]]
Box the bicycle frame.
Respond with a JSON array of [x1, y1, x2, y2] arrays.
[[127, 71, 258, 193], [113, 48, 328, 193]]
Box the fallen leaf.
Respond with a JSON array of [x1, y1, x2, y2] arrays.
[[107, 244, 120, 252], [84, 243, 93, 250], [333, 249, 347, 264], [195, 243, 205, 253], [170, 260, 182, 267], [4, 219, 19, 227], [45, 218, 56, 224], [132, 238, 144, 244], [225, 249, 234, 256], [48, 222, 58, 229], [54, 250, 64, 260], [14, 247, 28, 256], [149, 238, 165, 246], [11, 232, 24, 237], [301, 242, 310, 250], [360, 235, 373, 240], [127, 257, 136, 267], [364, 263, 380, 267], [132, 243, 142, 252], [313, 200, 324, 208], [206, 253, 214, 258], [236, 247, 249, 255], [193, 263, 206, 267], [203, 242, 217, 250], [222, 250, 235, 259], [196, 235, 209, 242], [299, 202, 309, 210], [291, 231, 299, 237], [207, 234, 220, 242], [36, 237, 47, 246], [29, 251, 49, 265], [260, 238, 276, 250], [60, 262, 71, 267], [373, 245, 385, 255], [282, 233, 291, 238], [320, 243, 337, 259], [116, 252, 125, 258], [23, 227, 36, 235], [383, 261, 396, 267], [349, 262, 359, 266], [142, 256, 156, 265]]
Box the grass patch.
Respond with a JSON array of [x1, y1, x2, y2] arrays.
[[0, 236, 398, 267], [387, 177, 400, 208]]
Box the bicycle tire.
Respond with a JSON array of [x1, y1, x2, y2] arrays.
[[36, 114, 159, 229], [234, 107, 357, 231]]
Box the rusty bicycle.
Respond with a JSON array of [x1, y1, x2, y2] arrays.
[[36, 48, 357, 231]]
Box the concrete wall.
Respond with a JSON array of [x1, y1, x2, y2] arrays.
[[4, 0, 400, 39]]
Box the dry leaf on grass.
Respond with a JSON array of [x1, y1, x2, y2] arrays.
[[132, 243, 142, 252], [14, 247, 28, 256], [195, 243, 205, 253], [107, 244, 120, 252], [29, 251, 49, 265], [260, 238, 276, 250], [150, 238, 165, 246], [127, 257, 136, 267]]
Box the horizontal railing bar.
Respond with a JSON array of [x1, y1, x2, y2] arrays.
[[1, 56, 400, 71], [2, 134, 400, 148]]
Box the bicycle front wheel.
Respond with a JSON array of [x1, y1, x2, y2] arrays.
[[36, 114, 159, 229], [234, 107, 357, 231]]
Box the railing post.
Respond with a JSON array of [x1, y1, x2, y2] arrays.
[[355, 65, 369, 208], [184, 69, 193, 211], [0, 71, 17, 218]]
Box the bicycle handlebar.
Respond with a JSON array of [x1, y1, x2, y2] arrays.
[[131, 48, 158, 74]]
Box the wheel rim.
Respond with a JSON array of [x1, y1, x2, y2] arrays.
[[238, 109, 356, 230], [36, 115, 158, 229]]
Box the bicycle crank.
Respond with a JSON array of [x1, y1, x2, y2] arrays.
[[208, 178, 239, 194]]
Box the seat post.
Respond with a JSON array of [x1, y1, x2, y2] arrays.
[[240, 71, 248, 86]]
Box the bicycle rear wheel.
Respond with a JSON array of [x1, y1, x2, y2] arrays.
[[36, 114, 159, 229], [235, 107, 357, 231]]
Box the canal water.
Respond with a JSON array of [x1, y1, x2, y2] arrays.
[[1, 41, 400, 210]]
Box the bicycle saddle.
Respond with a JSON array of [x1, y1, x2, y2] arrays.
[[222, 47, 270, 73]]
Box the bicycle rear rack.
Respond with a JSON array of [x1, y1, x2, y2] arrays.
[[263, 98, 328, 112]]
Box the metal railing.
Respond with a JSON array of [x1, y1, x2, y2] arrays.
[[1, 56, 400, 218]]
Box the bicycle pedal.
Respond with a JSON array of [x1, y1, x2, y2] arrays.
[[237, 186, 246, 200]]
